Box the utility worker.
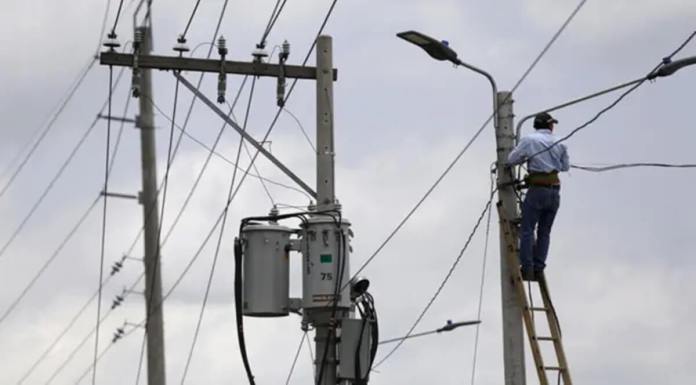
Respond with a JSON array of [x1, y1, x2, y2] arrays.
[[507, 112, 569, 281]]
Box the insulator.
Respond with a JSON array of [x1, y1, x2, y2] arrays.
[[252, 44, 268, 63], [217, 73, 226, 104], [103, 32, 121, 50], [173, 35, 190, 53], [276, 77, 286, 107], [280, 40, 290, 61], [217, 36, 228, 56], [134, 29, 144, 49]]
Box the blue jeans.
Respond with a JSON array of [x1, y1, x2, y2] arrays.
[[519, 186, 560, 272]]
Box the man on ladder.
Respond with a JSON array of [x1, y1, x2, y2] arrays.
[[507, 112, 569, 281]]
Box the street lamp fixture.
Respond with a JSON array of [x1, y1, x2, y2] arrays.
[[396, 30, 461, 65], [397, 30, 499, 126]]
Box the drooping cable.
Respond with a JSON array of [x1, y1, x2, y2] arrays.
[[571, 162, 696, 172], [284, 107, 316, 153], [91, 64, 115, 385], [470, 171, 495, 385], [349, 0, 588, 284], [372, 190, 496, 369], [179, 77, 258, 384]]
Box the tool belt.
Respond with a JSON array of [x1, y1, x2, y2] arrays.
[[525, 171, 560, 186]]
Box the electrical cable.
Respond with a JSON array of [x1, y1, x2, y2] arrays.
[[181, 0, 203, 39], [571, 162, 696, 172], [91, 63, 115, 385], [283, 107, 317, 153], [149, 97, 311, 201], [0, 65, 128, 263], [372, 190, 496, 369], [72, 323, 141, 385], [1, 90, 132, 330], [349, 0, 588, 285], [285, 332, 308, 385], [40, 276, 143, 385], [259, 0, 289, 48], [110, 0, 126, 34], [0, 56, 98, 198], [179, 77, 258, 385], [522, 30, 696, 165], [469, 172, 495, 385]]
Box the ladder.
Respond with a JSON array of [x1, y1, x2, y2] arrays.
[[499, 206, 572, 385]]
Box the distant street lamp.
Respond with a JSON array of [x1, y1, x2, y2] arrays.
[[397, 30, 499, 127]]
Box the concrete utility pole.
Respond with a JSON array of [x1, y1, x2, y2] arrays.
[[135, 25, 167, 385], [309, 35, 344, 385], [495, 91, 525, 385]]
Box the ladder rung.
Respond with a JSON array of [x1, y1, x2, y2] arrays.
[[529, 307, 548, 312], [543, 366, 564, 371], [535, 336, 556, 341]]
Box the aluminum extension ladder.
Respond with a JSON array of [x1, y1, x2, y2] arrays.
[[499, 206, 572, 385]]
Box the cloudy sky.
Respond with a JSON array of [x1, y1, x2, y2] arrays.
[[1, 0, 695, 384]]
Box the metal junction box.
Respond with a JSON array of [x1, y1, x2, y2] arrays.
[[338, 318, 372, 381]]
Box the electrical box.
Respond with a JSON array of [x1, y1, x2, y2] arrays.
[[241, 223, 292, 317], [301, 216, 352, 310], [338, 318, 372, 381]]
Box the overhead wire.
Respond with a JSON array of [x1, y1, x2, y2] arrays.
[[371, 190, 496, 369], [571, 162, 696, 172], [349, 0, 588, 284], [0, 63, 129, 263], [91, 60, 116, 385], [40, 276, 144, 385], [470, 169, 495, 385], [523, 30, 696, 164], [1, 86, 133, 333], [283, 107, 316, 153], [110, 0, 126, 34], [0, 56, 98, 198], [181, 0, 203, 39], [259, 0, 289, 47], [178, 77, 259, 385], [285, 332, 309, 385]]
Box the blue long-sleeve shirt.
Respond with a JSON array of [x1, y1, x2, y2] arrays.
[[507, 129, 569, 173]]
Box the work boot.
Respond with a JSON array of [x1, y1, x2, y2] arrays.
[[521, 267, 535, 281]]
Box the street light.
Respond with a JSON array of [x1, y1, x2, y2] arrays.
[[516, 54, 696, 139], [397, 30, 499, 127]]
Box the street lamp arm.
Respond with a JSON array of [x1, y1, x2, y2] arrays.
[[456, 60, 498, 127], [650, 56, 696, 78]]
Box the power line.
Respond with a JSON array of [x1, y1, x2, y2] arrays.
[[285, 332, 309, 385], [178, 76, 259, 385], [73, 322, 142, 385], [181, 0, 203, 39], [470, 171, 495, 385], [571, 162, 696, 172], [524, 30, 696, 164], [372, 191, 495, 369], [110, 0, 126, 34], [91, 63, 116, 385], [349, 0, 588, 283], [0, 66, 128, 262], [0, 56, 98, 198], [259, 0, 289, 47], [40, 276, 143, 385]]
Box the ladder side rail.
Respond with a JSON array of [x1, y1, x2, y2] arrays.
[[538, 277, 572, 385]]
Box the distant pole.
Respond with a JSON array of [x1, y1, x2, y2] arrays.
[[135, 24, 167, 385], [495, 91, 525, 385]]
